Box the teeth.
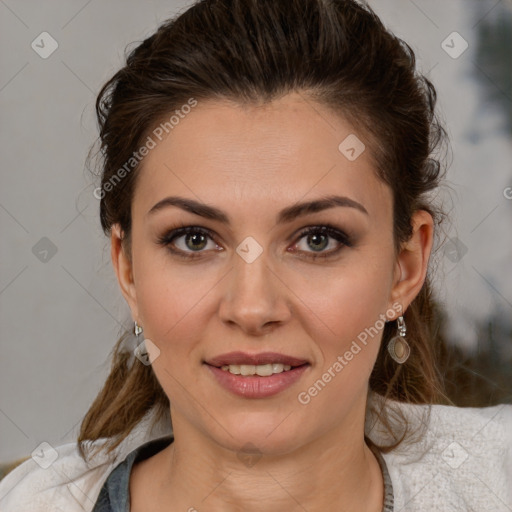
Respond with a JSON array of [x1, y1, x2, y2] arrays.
[[220, 363, 293, 376]]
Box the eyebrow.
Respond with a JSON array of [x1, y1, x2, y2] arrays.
[[147, 194, 368, 224]]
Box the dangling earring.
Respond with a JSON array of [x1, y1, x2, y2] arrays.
[[133, 321, 149, 364], [387, 314, 410, 364]]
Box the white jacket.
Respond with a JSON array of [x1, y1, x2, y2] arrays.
[[1, 401, 511, 511]]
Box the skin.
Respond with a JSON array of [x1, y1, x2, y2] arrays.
[[111, 92, 433, 511]]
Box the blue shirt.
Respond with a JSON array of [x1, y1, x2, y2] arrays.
[[92, 435, 173, 512]]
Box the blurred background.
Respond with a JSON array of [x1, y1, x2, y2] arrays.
[[1, 0, 511, 463]]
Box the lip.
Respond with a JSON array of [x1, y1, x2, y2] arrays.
[[205, 351, 309, 367], [206, 364, 309, 398]]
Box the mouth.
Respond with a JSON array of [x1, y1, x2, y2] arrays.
[[204, 351, 310, 398], [218, 362, 302, 376], [205, 351, 309, 372]]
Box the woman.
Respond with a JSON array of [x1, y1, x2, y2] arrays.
[[1, 0, 511, 510]]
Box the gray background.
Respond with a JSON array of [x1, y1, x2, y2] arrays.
[[1, 0, 511, 461]]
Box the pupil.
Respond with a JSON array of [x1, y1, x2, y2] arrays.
[[187, 233, 206, 251], [309, 234, 327, 251]]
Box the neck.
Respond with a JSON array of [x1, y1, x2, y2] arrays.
[[151, 415, 384, 511]]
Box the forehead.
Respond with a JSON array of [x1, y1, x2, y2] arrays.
[[133, 93, 391, 221]]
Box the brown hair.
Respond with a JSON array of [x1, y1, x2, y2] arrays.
[[79, 0, 449, 461]]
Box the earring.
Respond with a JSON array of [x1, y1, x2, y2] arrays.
[[387, 314, 410, 364], [134, 321, 143, 337], [133, 321, 149, 364]]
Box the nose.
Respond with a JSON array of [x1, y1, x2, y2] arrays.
[[218, 249, 292, 336]]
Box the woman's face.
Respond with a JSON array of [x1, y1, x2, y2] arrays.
[[116, 93, 406, 455]]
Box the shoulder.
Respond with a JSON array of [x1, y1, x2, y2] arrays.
[[0, 409, 173, 511], [0, 440, 118, 512], [381, 402, 512, 511]]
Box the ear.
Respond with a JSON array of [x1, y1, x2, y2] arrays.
[[389, 210, 434, 315], [111, 224, 139, 321]]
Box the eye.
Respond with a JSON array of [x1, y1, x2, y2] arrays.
[[157, 226, 221, 259], [157, 223, 352, 261], [291, 225, 352, 260]]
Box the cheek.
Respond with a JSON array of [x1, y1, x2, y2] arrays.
[[133, 266, 216, 398], [134, 262, 217, 345], [131, 241, 229, 376], [292, 265, 392, 415], [296, 257, 393, 346], [292, 265, 393, 416]]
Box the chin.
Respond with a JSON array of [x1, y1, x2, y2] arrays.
[[208, 412, 307, 456]]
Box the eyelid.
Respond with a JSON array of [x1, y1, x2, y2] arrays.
[[156, 225, 221, 255], [289, 224, 352, 260], [157, 223, 352, 259], [293, 224, 352, 246]]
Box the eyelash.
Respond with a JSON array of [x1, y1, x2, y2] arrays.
[[156, 224, 352, 261]]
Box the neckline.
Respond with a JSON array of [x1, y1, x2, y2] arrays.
[[370, 445, 395, 512], [93, 435, 394, 512], [92, 435, 174, 512]]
